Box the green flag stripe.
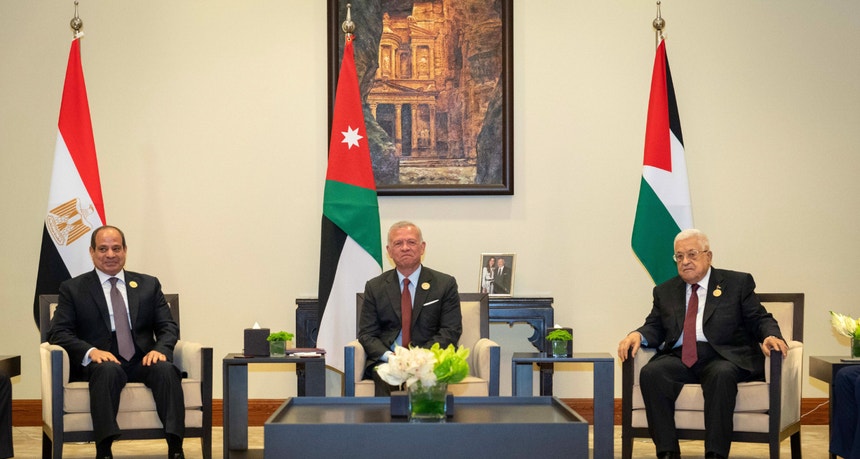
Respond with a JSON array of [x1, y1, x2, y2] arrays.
[[323, 180, 383, 266], [631, 176, 682, 285]]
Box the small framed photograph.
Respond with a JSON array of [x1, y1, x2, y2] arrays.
[[478, 253, 515, 297]]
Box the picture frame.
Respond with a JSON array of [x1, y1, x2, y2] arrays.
[[478, 253, 515, 297], [328, 0, 514, 196]]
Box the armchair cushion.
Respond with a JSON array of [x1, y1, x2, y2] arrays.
[[630, 341, 803, 430], [622, 293, 804, 459], [40, 340, 206, 432]]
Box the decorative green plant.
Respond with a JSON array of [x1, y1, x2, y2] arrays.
[[546, 329, 573, 341], [267, 331, 294, 342]]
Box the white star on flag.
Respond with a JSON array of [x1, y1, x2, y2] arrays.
[[341, 125, 363, 149]]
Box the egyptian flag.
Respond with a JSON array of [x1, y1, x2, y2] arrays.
[[631, 39, 693, 285], [318, 35, 383, 372], [33, 37, 105, 327]]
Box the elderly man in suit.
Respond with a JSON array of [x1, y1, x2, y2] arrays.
[[49, 226, 185, 459], [617, 229, 787, 459], [358, 221, 462, 396]]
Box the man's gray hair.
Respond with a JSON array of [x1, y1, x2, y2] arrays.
[[387, 221, 423, 243], [674, 228, 709, 250]]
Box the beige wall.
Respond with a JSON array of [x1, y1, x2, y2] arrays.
[[2, 0, 858, 401]]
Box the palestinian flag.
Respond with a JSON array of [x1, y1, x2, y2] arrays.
[[632, 39, 693, 285], [33, 38, 105, 326], [318, 35, 383, 373]]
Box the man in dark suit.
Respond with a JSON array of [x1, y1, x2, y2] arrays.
[[493, 257, 512, 294], [831, 365, 860, 458], [49, 226, 185, 459], [617, 229, 787, 459], [358, 221, 462, 396], [0, 370, 11, 459]]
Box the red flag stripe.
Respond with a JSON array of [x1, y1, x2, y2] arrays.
[[58, 39, 106, 224], [325, 37, 376, 191], [642, 40, 671, 172]]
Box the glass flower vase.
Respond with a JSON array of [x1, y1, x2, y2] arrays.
[[408, 381, 448, 422], [852, 337, 860, 359], [551, 339, 569, 358], [269, 340, 286, 357]]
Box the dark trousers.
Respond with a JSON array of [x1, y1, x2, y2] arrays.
[[371, 369, 403, 396], [86, 358, 185, 443], [0, 372, 12, 459], [639, 342, 754, 458], [831, 365, 860, 459]]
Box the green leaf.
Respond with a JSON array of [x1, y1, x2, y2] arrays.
[[267, 331, 294, 342], [430, 343, 470, 384]]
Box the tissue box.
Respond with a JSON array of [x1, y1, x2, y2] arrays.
[[244, 328, 270, 356]]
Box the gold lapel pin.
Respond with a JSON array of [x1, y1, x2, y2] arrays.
[[129, 281, 138, 288], [421, 282, 430, 290], [713, 286, 722, 297]]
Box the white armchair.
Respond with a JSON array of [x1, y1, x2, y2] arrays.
[[345, 293, 500, 396], [621, 293, 804, 459], [39, 294, 212, 459]]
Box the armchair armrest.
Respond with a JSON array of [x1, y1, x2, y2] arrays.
[[39, 342, 68, 432], [766, 340, 803, 430], [471, 338, 500, 396], [344, 339, 365, 397], [175, 340, 206, 379]]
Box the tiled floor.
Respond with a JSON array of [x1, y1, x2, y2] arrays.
[[10, 425, 829, 458]]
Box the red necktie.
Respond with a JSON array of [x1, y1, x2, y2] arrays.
[[109, 277, 135, 361], [401, 278, 412, 347], [681, 284, 699, 367]]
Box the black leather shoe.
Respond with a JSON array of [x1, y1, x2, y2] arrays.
[[169, 452, 184, 459], [705, 453, 725, 459], [657, 452, 681, 459]]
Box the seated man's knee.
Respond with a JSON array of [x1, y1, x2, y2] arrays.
[[89, 361, 124, 378], [147, 360, 181, 381], [640, 358, 673, 383]]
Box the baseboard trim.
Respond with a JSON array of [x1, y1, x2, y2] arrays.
[[12, 397, 830, 427]]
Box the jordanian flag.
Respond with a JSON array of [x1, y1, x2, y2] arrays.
[[632, 39, 693, 285], [318, 35, 383, 373], [33, 37, 106, 326]]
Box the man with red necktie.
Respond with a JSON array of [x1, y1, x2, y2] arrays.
[[358, 221, 462, 396], [618, 229, 787, 459]]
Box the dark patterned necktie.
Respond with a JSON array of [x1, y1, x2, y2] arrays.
[[681, 284, 699, 367], [109, 277, 135, 361], [401, 278, 412, 347]]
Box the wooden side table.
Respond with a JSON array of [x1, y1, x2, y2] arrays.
[[809, 355, 860, 459], [222, 353, 325, 459], [512, 352, 614, 459]]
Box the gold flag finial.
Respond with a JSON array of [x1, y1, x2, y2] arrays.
[[342, 3, 356, 41], [653, 1, 665, 47], [70, 0, 84, 38]]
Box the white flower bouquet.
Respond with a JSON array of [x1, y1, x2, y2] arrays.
[[831, 311, 860, 339], [376, 343, 470, 389]]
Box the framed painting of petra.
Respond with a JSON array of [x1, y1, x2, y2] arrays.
[[327, 0, 514, 195]]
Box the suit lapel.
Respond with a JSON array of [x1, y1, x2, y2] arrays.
[[671, 277, 687, 334], [125, 272, 140, 327], [703, 269, 725, 324], [85, 271, 112, 332], [384, 270, 403, 322], [412, 268, 432, 322]]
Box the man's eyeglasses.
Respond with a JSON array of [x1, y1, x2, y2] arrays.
[[672, 250, 709, 263]]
